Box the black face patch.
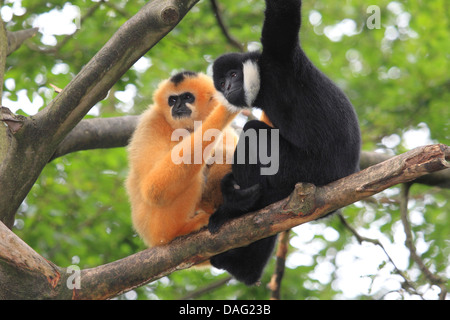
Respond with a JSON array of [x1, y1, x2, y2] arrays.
[[170, 71, 198, 86], [169, 92, 195, 119]]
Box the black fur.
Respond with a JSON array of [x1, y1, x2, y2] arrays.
[[208, 0, 361, 285], [170, 71, 198, 85]]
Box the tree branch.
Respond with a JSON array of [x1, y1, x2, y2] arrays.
[[268, 230, 290, 300], [361, 151, 450, 189], [1, 144, 447, 299], [49, 116, 450, 189], [34, 0, 200, 149], [50, 116, 139, 160], [6, 28, 39, 56], [180, 275, 232, 300], [210, 0, 245, 52], [337, 213, 421, 297], [0, 221, 61, 299], [0, 0, 201, 228], [399, 183, 447, 299]]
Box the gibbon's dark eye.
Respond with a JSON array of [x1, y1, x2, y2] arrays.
[[231, 72, 237, 78], [182, 92, 195, 103], [168, 96, 177, 106], [220, 81, 225, 88]]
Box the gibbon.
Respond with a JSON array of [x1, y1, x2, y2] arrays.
[[126, 71, 239, 247], [208, 0, 361, 285]]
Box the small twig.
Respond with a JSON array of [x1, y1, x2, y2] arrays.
[[179, 275, 232, 300], [399, 183, 447, 299], [27, 1, 104, 55], [210, 0, 245, 52], [337, 213, 420, 297], [103, 1, 132, 19], [268, 230, 290, 300]]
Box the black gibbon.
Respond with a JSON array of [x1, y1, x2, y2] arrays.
[[126, 71, 239, 247], [208, 0, 361, 285]]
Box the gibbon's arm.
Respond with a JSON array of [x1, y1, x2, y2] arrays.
[[142, 105, 238, 205], [261, 0, 301, 59]]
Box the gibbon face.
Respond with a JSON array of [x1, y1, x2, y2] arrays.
[[153, 71, 218, 131], [212, 51, 261, 109]]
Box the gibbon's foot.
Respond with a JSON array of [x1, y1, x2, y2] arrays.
[[219, 172, 239, 193], [208, 183, 262, 234], [224, 183, 262, 211], [220, 173, 262, 211], [208, 207, 229, 234]]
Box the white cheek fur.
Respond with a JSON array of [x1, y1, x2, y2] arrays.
[[215, 91, 242, 113], [243, 60, 260, 107]]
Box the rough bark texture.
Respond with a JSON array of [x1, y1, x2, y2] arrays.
[[50, 116, 140, 160], [1, 0, 448, 301], [1, 144, 448, 299], [6, 28, 39, 56], [48, 115, 450, 188]]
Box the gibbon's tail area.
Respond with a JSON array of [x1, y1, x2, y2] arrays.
[[126, 72, 239, 247]]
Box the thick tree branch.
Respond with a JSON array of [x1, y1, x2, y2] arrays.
[[50, 115, 450, 189], [0, 0, 200, 228], [50, 116, 139, 160], [0, 221, 61, 299], [361, 151, 450, 189], [1, 144, 447, 299], [6, 28, 39, 56], [34, 0, 200, 149]]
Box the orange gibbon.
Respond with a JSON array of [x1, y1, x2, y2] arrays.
[[126, 71, 239, 247]]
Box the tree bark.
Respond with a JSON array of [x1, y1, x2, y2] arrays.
[[1, 144, 448, 299], [50, 116, 140, 160], [6, 28, 39, 56], [47, 115, 450, 189], [0, 0, 200, 228]]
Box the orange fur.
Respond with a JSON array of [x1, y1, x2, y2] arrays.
[[260, 111, 273, 127], [126, 73, 239, 247]]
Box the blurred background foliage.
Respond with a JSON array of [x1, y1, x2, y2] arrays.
[[1, 0, 448, 299]]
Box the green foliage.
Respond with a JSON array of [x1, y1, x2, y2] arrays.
[[15, 149, 144, 268], [2, 0, 448, 299]]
